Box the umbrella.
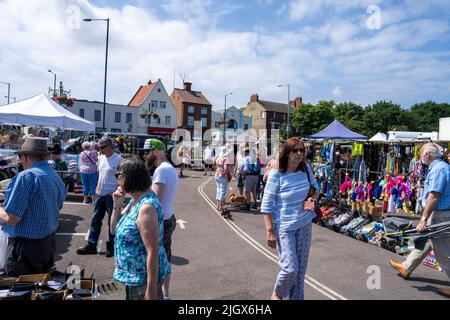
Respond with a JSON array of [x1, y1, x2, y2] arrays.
[[383, 217, 450, 250]]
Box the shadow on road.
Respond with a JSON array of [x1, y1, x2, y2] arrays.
[[171, 256, 189, 266], [54, 213, 84, 263], [409, 276, 450, 287]]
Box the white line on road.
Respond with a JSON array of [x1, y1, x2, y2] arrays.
[[177, 219, 188, 229], [198, 177, 348, 301]]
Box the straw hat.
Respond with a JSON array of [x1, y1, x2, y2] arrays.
[[17, 137, 50, 155]]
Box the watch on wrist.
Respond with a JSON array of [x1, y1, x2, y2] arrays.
[[421, 216, 427, 222]]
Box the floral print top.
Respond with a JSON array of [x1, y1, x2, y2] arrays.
[[113, 192, 170, 286]]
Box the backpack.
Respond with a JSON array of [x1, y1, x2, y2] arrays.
[[247, 157, 260, 174]]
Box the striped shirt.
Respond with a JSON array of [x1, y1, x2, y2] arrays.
[[261, 165, 319, 231], [79, 149, 98, 174], [3, 160, 67, 239], [423, 159, 450, 211]]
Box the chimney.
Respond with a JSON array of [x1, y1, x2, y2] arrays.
[[250, 94, 259, 103], [147, 80, 152, 85], [184, 82, 192, 91]]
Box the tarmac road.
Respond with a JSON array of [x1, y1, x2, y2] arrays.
[[54, 170, 449, 300]]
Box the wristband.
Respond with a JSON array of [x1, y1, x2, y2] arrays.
[[421, 216, 427, 222]]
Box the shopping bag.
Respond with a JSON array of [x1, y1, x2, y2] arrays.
[[0, 226, 8, 272]]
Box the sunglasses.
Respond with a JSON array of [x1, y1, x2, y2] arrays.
[[114, 172, 125, 179], [291, 148, 305, 154], [99, 145, 110, 150], [144, 149, 155, 155]]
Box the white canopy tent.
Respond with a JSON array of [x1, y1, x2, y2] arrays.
[[369, 132, 387, 142], [0, 93, 95, 132]]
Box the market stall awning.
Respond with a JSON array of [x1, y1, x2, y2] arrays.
[[369, 132, 387, 142], [0, 93, 95, 132], [309, 119, 367, 140]]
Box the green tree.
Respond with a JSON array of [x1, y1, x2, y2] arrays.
[[361, 101, 409, 137], [408, 101, 450, 132], [333, 102, 365, 133], [291, 101, 335, 137]]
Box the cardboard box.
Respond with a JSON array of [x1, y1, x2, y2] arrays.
[[0, 278, 17, 290], [31, 290, 67, 301], [64, 279, 95, 300], [16, 274, 50, 284], [375, 200, 384, 207], [368, 205, 383, 218]]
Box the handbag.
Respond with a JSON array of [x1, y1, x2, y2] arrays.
[[305, 163, 316, 201], [0, 226, 8, 272]]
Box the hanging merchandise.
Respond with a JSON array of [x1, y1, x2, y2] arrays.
[[353, 156, 361, 181], [352, 143, 364, 157], [378, 152, 387, 173], [358, 159, 367, 183], [414, 145, 421, 160]]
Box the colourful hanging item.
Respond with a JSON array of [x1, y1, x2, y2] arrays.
[[352, 143, 364, 157]]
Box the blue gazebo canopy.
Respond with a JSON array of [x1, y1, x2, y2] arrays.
[[309, 119, 367, 140]]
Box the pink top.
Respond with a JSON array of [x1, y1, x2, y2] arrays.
[[215, 157, 230, 178], [79, 149, 98, 174]]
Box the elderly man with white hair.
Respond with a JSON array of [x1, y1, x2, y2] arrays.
[[389, 143, 450, 297]]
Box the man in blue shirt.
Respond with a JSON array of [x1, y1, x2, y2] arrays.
[[0, 137, 66, 276], [389, 143, 450, 297]]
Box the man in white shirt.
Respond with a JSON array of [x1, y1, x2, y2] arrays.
[[144, 138, 179, 300], [77, 137, 122, 257]]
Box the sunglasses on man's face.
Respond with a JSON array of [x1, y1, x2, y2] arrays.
[[291, 148, 305, 154], [99, 145, 109, 150]]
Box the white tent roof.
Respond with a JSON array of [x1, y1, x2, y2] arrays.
[[0, 93, 95, 132], [369, 132, 387, 142]]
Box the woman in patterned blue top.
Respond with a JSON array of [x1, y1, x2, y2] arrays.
[[261, 137, 319, 300], [110, 158, 170, 300]]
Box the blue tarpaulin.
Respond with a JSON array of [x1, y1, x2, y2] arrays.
[[309, 119, 367, 140]]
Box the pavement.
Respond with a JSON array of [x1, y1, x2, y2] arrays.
[[54, 169, 450, 300]]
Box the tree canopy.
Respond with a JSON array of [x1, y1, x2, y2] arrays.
[[290, 100, 450, 138]]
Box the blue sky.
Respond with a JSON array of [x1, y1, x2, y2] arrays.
[[0, 0, 450, 110]]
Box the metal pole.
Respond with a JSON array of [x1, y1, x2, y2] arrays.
[[287, 84, 290, 139], [223, 94, 226, 146], [102, 19, 110, 132], [53, 74, 56, 96], [7, 83, 10, 105]]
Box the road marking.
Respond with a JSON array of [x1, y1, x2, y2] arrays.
[[177, 219, 188, 229], [63, 202, 92, 206], [56, 233, 88, 237], [198, 177, 348, 301]]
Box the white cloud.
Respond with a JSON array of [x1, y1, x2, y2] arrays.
[[0, 0, 449, 110], [332, 86, 342, 97]]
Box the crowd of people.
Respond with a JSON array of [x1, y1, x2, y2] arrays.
[[0, 134, 449, 300]]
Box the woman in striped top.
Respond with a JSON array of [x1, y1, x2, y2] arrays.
[[261, 137, 319, 300]]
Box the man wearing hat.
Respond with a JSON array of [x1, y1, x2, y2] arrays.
[[0, 137, 66, 276], [143, 138, 179, 300]]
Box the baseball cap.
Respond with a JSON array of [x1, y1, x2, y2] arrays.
[[143, 138, 165, 151]]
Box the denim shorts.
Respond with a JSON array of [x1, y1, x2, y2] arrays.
[[215, 176, 228, 202]]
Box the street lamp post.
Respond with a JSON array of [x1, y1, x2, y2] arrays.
[[0, 82, 10, 104], [48, 70, 56, 96], [83, 18, 110, 132], [224, 92, 233, 145], [278, 84, 291, 139], [5, 96, 16, 103]]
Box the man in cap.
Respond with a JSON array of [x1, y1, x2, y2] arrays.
[[0, 137, 66, 276], [144, 138, 179, 300], [77, 137, 122, 257]]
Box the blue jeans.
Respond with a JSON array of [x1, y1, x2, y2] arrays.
[[215, 176, 228, 202], [87, 195, 114, 245], [80, 172, 98, 196]]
